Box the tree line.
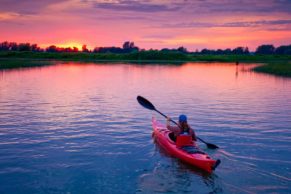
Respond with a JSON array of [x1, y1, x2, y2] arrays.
[[0, 41, 290, 55]]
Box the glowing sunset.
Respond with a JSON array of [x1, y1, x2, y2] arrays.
[[0, 0, 290, 50]]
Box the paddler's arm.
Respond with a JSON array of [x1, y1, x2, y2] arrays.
[[166, 117, 179, 133], [166, 117, 171, 127]]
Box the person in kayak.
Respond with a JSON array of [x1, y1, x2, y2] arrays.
[[166, 114, 197, 142]]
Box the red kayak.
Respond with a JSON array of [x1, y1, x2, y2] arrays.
[[152, 117, 220, 173]]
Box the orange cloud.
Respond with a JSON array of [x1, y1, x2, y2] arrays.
[[0, 12, 20, 20]]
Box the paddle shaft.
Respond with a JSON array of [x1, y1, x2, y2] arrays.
[[154, 110, 178, 124]]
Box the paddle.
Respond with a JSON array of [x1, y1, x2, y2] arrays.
[[137, 95, 219, 149]]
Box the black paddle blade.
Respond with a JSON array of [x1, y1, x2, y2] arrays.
[[207, 143, 219, 149], [197, 137, 219, 149], [137, 96, 156, 110]]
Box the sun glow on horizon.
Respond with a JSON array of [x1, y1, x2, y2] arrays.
[[41, 41, 85, 50]]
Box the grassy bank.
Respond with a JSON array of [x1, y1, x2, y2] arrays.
[[0, 51, 190, 61], [0, 58, 55, 69], [253, 62, 291, 77], [1, 51, 290, 62], [0, 51, 290, 77]]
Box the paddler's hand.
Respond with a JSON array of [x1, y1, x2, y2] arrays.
[[166, 117, 171, 121]]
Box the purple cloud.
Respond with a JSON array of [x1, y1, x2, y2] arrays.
[[159, 20, 291, 29], [93, 0, 180, 12], [0, 0, 67, 14]]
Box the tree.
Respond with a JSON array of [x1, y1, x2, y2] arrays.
[[161, 48, 171, 52], [201, 49, 215, 54], [216, 49, 224, 54], [93, 47, 101, 53], [46, 45, 58, 52], [232, 47, 244, 54], [177, 46, 187, 53], [244, 47, 250, 54], [9, 42, 18, 51], [82, 45, 89, 52], [123, 41, 133, 49], [18, 43, 31, 51], [275, 45, 291, 54], [224, 48, 232, 54], [31, 44, 41, 52], [73, 47, 79, 52], [0, 41, 10, 51], [256, 45, 275, 54], [122, 41, 139, 53], [93, 46, 123, 53]]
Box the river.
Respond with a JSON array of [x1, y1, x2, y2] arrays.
[[0, 62, 290, 193]]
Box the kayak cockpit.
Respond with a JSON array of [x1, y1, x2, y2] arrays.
[[180, 146, 206, 155], [168, 132, 205, 155], [168, 132, 176, 142]]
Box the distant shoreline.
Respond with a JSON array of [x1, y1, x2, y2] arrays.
[[0, 51, 290, 77]]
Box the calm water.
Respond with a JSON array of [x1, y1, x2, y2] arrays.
[[0, 62, 290, 194]]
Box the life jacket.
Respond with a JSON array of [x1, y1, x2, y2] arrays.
[[176, 133, 193, 147]]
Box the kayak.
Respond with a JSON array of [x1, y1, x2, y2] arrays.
[[152, 117, 220, 173]]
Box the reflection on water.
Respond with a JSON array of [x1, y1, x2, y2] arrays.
[[0, 62, 290, 194]]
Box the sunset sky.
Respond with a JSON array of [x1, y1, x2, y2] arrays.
[[0, 0, 290, 51]]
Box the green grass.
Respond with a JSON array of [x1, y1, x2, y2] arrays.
[[0, 51, 190, 61], [1, 51, 290, 62], [253, 62, 291, 77], [0, 51, 290, 77], [0, 58, 54, 69], [189, 54, 291, 62]]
